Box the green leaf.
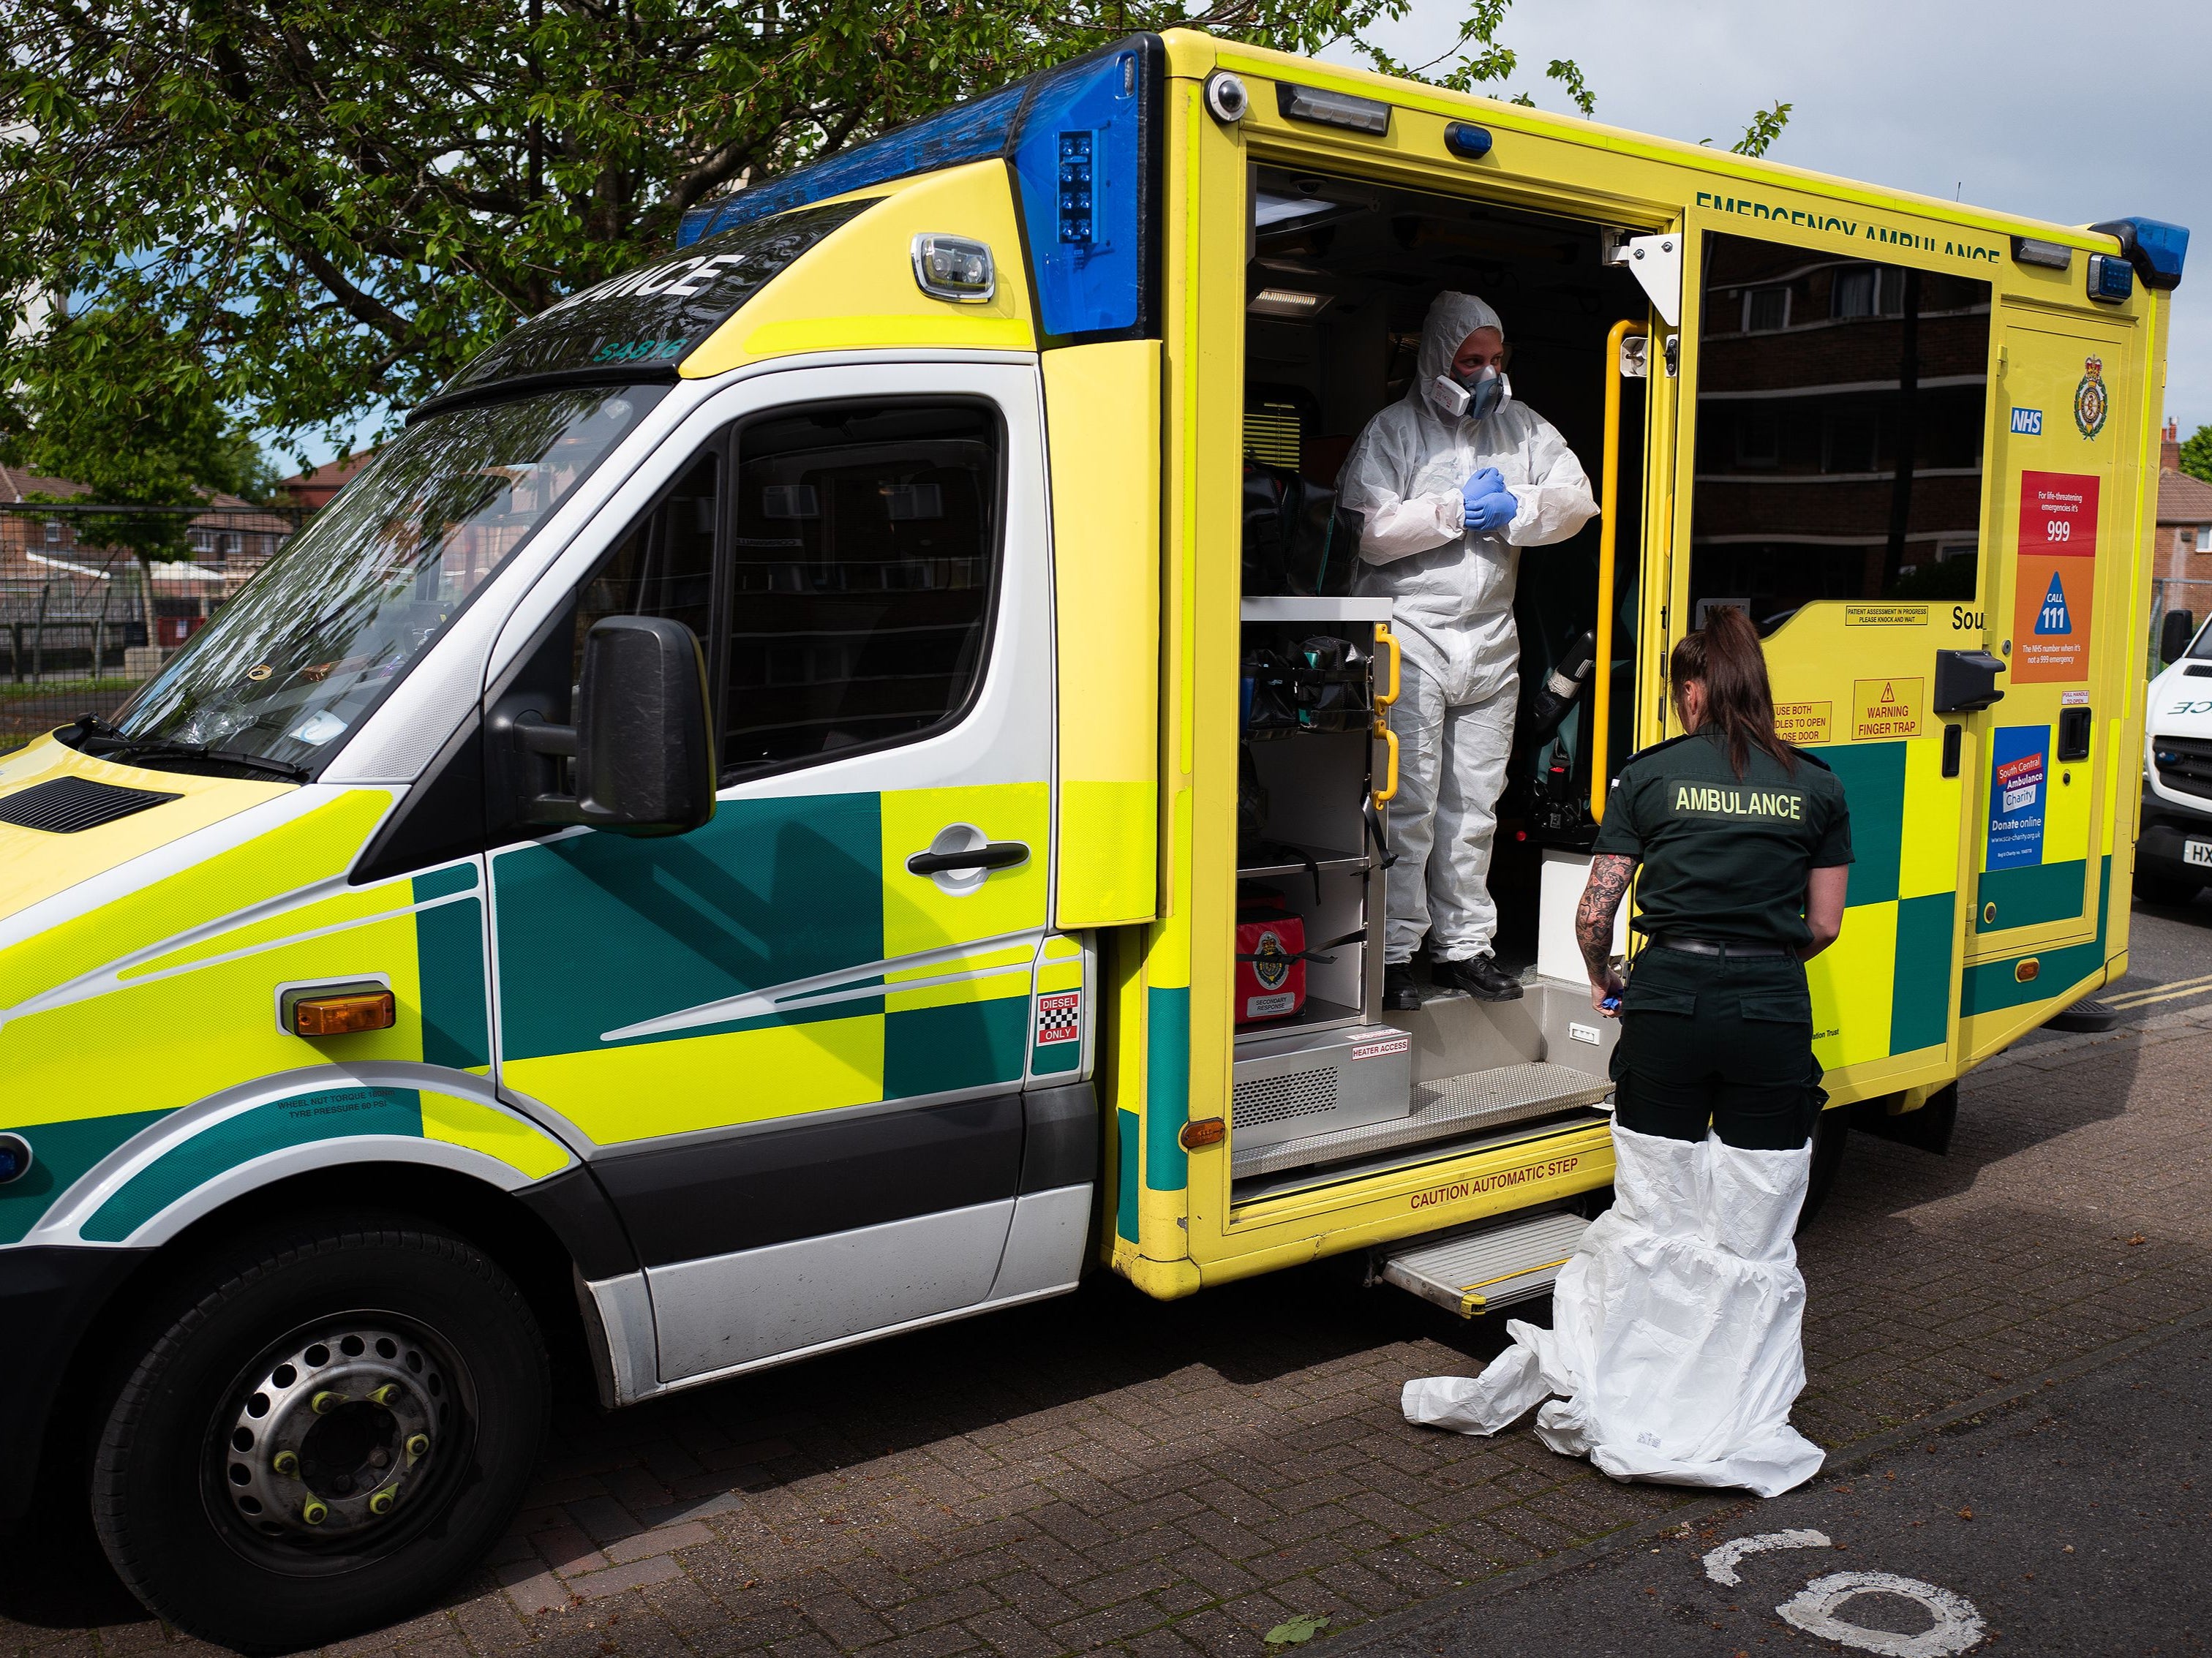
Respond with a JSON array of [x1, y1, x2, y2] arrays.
[[0, 0, 1776, 469], [1263, 1614, 1332, 1646]]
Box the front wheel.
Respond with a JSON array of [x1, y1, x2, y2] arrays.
[[91, 1212, 549, 1654]]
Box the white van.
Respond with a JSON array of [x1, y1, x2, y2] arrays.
[[2140, 610, 2212, 902]]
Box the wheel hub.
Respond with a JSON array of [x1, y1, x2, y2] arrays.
[[222, 1327, 448, 1539]]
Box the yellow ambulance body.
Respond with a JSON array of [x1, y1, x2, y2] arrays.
[[0, 29, 2181, 1649]]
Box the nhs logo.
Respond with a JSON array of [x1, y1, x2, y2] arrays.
[[2010, 406, 2044, 436]]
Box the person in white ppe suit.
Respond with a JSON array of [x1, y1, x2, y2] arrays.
[[1339, 292, 1598, 1005]]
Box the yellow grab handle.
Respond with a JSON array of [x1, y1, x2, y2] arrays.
[[1372, 723, 1400, 804], [1591, 317, 1647, 825], [1373, 623, 1401, 709]]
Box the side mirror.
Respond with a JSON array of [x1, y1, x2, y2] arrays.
[[514, 615, 715, 835], [2160, 608, 2197, 668]]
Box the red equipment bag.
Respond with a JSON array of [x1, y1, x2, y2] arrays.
[[1235, 885, 1307, 1026]]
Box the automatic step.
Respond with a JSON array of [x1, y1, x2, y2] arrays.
[[1377, 1208, 1592, 1317]]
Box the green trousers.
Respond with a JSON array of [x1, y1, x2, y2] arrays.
[[1610, 945, 1825, 1151]]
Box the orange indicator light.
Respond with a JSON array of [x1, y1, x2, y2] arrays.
[[1178, 1118, 1226, 1150], [289, 989, 396, 1036]]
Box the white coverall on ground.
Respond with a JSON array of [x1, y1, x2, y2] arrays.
[[1338, 292, 1598, 965], [1399, 1122, 1825, 1499]]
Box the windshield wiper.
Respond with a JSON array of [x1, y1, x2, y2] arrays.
[[64, 715, 311, 784]]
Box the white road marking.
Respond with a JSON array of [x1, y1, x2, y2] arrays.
[[1777, 1570, 1985, 1656], [1702, 1529, 1833, 1586]]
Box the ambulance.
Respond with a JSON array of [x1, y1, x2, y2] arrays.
[[0, 30, 2184, 1649], [2139, 610, 2212, 902]]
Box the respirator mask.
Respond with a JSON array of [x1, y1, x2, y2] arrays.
[[1431, 363, 1512, 423]]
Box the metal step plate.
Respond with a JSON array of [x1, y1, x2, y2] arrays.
[[1379, 1210, 1591, 1317], [1229, 1060, 1611, 1180]]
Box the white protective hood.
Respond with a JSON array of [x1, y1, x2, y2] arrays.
[[1401, 1123, 1825, 1499], [1336, 290, 1598, 700]]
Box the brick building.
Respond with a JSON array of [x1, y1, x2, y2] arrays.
[[1689, 238, 1989, 622], [2149, 418, 2212, 589], [274, 451, 376, 510], [0, 464, 303, 668]]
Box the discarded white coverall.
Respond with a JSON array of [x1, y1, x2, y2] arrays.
[[1337, 291, 1598, 965], [1400, 1121, 1825, 1499]]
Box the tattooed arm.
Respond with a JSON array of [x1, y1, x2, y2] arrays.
[[1577, 853, 1635, 1015]]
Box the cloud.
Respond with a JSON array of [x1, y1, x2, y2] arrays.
[[1342, 0, 2210, 429]]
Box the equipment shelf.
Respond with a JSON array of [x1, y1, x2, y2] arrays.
[[1234, 994, 1365, 1045], [1235, 843, 1372, 881]]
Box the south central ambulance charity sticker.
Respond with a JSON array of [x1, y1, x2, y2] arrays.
[[2073, 355, 2109, 439], [2012, 470, 2097, 684], [1987, 726, 2047, 871]]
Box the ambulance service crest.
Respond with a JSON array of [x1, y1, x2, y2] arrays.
[[2073, 355, 2109, 440], [1250, 932, 1293, 990]]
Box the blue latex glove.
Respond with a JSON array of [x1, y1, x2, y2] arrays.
[[1459, 468, 1503, 516], [1463, 488, 1518, 535]]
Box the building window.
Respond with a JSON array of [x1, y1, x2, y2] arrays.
[[221, 531, 242, 559], [1734, 409, 1781, 469], [1832, 266, 1878, 319], [44, 519, 62, 546], [191, 527, 216, 554], [1744, 285, 1790, 333]]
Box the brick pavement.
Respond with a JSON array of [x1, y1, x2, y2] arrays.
[[7, 1004, 2210, 1658]]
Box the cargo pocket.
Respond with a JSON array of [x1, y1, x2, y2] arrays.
[[1737, 990, 1813, 1028], [1620, 981, 1699, 1017]]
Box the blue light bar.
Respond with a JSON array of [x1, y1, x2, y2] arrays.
[[1009, 45, 1154, 335], [677, 37, 1162, 339], [2088, 217, 2189, 292], [680, 83, 1027, 247]]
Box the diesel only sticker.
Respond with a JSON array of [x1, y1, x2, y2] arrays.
[[1035, 992, 1081, 1045]]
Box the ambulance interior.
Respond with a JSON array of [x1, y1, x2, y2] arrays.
[[1228, 165, 1652, 1197]]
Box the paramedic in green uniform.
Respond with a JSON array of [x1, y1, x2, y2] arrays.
[[1577, 606, 1852, 1150], [1399, 611, 1854, 1491]]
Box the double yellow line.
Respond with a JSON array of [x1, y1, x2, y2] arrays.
[[2104, 972, 2212, 1012]]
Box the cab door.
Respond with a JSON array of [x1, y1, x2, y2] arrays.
[[1961, 311, 2135, 1006], [1672, 213, 1990, 1099], [484, 361, 1056, 1384]]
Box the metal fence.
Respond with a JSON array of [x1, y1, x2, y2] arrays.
[[0, 502, 312, 753], [2150, 576, 2212, 674]]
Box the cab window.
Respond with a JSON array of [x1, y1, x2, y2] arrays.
[[1688, 233, 1993, 633], [571, 451, 720, 697], [722, 402, 1001, 780]]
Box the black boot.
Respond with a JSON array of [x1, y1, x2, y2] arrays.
[[1432, 953, 1522, 1002], [1382, 962, 1422, 1011]]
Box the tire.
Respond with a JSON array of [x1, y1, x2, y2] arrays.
[[1796, 1109, 1849, 1235], [90, 1212, 549, 1654], [2134, 870, 2201, 908]]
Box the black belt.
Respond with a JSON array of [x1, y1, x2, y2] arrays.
[[1649, 935, 1792, 960]]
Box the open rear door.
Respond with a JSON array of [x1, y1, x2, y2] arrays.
[[1957, 309, 2137, 1046], [1669, 209, 1990, 1101]]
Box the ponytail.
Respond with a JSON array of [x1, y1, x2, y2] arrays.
[[1671, 606, 1794, 779]]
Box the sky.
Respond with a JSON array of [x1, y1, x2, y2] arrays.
[[1332, 0, 2211, 435], [287, 0, 2208, 468]]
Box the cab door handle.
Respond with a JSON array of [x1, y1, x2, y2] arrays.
[[906, 840, 1030, 875]]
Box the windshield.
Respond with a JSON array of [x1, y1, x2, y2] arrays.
[[105, 384, 662, 774]]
